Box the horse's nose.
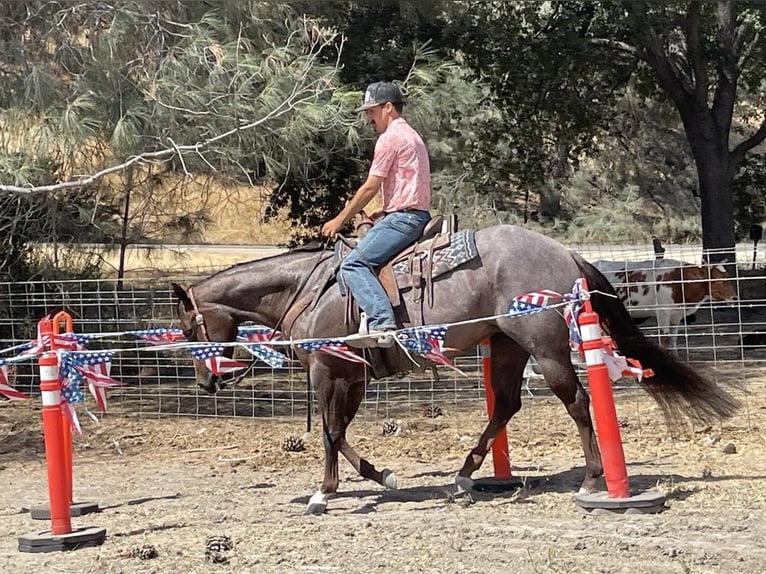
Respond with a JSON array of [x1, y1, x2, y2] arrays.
[[198, 376, 224, 394]]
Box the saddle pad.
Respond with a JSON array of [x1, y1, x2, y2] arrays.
[[392, 229, 478, 288]]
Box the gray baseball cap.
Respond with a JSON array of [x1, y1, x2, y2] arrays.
[[355, 81, 405, 112]]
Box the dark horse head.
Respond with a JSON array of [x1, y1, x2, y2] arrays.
[[172, 282, 245, 393], [169, 246, 333, 394]]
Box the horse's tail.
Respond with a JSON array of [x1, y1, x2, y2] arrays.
[[571, 252, 740, 426]]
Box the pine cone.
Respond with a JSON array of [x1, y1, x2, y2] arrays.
[[281, 434, 305, 452], [422, 404, 444, 418], [381, 419, 399, 436], [205, 534, 233, 563], [129, 544, 159, 560]]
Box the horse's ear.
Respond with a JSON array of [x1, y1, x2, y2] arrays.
[[171, 283, 192, 309]]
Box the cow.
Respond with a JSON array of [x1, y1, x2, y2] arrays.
[[593, 258, 737, 350]]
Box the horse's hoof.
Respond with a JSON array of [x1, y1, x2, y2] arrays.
[[306, 491, 329, 515], [455, 475, 474, 494], [382, 469, 397, 490], [305, 502, 327, 515]]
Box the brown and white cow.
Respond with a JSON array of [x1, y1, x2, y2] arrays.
[[593, 258, 737, 350]]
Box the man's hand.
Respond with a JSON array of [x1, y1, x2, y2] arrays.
[[321, 216, 345, 238]]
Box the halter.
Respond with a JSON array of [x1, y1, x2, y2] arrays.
[[187, 286, 210, 342]]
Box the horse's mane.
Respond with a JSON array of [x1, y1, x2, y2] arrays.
[[289, 241, 326, 253]]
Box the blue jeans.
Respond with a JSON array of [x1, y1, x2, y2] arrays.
[[339, 210, 431, 330]]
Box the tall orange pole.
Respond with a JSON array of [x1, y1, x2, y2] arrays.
[[480, 338, 512, 479], [577, 281, 630, 498], [37, 328, 72, 535]]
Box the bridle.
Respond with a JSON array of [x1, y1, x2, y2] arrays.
[[187, 286, 210, 342]]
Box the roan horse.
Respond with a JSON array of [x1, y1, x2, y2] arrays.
[[172, 224, 738, 514]]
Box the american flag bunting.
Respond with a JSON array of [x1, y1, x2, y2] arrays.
[[60, 351, 124, 412], [400, 326, 460, 372], [565, 279, 586, 351], [189, 344, 248, 375], [128, 328, 185, 344], [237, 325, 281, 343], [0, 360, 29, 400], [242, 343, 287, 368], [508, 289, 561, 316], [295, 339, 371, 366]]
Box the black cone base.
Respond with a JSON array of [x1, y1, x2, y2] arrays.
[[18, 526, 106, 553]]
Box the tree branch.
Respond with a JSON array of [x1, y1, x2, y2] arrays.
[[588, 38, 643, 59], [711, 0, 738, 136], [685, 1, 708, 102], [0, 29, 344, 195], [730, 116, 766, 168]]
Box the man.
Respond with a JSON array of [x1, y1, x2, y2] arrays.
[[321, 81, 432, 347]]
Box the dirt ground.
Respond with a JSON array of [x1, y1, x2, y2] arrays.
[[0, 382, 765, 574]]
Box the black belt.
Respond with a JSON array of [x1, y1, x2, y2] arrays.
[[390, 208, 429, 214]]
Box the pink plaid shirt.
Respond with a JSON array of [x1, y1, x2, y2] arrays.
[[369, 118, 431, 212]]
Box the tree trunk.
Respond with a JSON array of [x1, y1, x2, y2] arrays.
[[538, 142, 569, 218], [678, 103, 736, 264], [695, 147, 736, 263]]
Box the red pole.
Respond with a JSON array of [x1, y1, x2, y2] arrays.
[[577, 280, 630, 498], [38, 350, 72, 535], [480, 338, 512, 480]]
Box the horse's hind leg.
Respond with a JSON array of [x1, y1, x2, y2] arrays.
[[455, 334, 526, 492], [536, 353, 603, 493]]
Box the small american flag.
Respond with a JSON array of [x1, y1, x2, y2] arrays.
[[237, 325, 281, 343], [400, 326, 457, 371], [128, 328, 185, 345], [565, 279, 586, 351], [60, 351, 123, 412], [56, 332, 94, 351], [295, 339, 371, 366], [242, 343, 287, 368], [189, 344, 248, 376], [60, 400, 82, 434], [508, 289, 561, 316], [0, 360, 28, 400]]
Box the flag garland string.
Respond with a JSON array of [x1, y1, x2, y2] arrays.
[[0, 283, 652, 432]]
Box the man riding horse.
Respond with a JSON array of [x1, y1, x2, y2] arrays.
[[320, 81, 432, 348]]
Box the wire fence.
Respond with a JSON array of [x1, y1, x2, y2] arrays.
[[1, 240, 764, 428]]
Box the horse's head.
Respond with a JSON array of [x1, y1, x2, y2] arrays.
[[171, 282, 243, 394]]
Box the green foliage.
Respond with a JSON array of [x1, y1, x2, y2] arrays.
[[733, 153, 766, 239], [1, 0, 765, 279]]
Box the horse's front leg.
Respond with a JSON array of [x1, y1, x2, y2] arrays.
[[306, 365, 372, 515], [455, 335, 525, 493], [306, 417, 341, 515]]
